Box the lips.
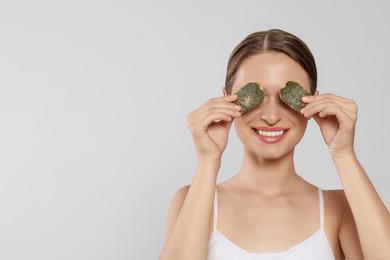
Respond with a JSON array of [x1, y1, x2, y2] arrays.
[[252, 127, 289, 144]]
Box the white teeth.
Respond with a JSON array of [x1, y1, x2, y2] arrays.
[[256, 130, 285, 137]]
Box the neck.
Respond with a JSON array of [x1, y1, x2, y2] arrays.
[[235, 149, 302, 195]]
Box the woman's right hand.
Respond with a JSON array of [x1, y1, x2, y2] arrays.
[[187, 94, 242, 161]]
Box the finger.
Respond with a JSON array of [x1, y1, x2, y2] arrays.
[[203, 101, 242, 112], [303, 97, 356, 114], [188, 111, 233, 136], [199, 105, 242, 119], [302, 103, 355, 120], [202, 111, 235, 127], [316, 106, 355, 130], [301, 98, 357, 117], [191, 108, 239, 127], [190, 103, 240, 125], [200, 96, 242, 114], [301, 99, 350, 115], [189, 101, 241, 123], [188, 95, 242, 132], [302, 94, 357, 113], [208, 94, 239, 104], [213, 116, 232, 123], [206, 109, 241, 122], [302, 93, 354, 104]]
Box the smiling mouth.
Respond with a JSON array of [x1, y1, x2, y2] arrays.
[[253, 129, 288, 137]]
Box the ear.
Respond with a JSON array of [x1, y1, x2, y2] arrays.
[[314, 90, 319, 96], [222, 87, 228, 96]]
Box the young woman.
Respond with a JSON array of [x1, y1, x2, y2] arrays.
[[159, 29, 390, 260]]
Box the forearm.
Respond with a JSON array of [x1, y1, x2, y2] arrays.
[[159, 159, 219, 260], [333, 152, 390, 258]]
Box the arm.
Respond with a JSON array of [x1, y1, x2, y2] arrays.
[[160, 161, 219, 260], [334, 152, 390, 259], [336, 190, 364, 259], [159, 95, 241, 260], [301, 94, 390, 259]]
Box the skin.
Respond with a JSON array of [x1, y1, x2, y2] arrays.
[[159, 52, 390, 260]]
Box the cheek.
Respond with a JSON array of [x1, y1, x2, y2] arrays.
[[234, 116, 258, 145], [295, 116, 309, 133], [234, 115, 253, 129], [234, 118, 249, 138], [299, 115, 309, 126], [233, 118, 242, 132]]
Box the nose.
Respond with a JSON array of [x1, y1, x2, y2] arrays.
[[259, 96, 282, 125]]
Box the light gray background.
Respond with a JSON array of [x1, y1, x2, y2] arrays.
[[0, 1, 389, 259]]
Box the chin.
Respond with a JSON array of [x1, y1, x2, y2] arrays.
[[259, 150, 291, 160], [246, 143, 295, 161]]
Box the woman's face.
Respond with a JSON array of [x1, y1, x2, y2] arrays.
[[230, 52, 312, 159]]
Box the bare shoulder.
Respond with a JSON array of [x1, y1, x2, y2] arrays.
[[163, 185, 190, 241]]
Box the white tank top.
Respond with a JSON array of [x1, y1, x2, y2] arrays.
[[207, 189, 335, 260]]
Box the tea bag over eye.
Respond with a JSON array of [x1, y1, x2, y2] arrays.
[[234, 82, 266, 114], [279, 81, 311, 112]]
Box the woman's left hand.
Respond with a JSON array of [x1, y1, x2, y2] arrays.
[[300, 93, 358, 156]]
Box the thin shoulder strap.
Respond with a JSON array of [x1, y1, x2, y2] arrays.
[[213, 189, 218, 231], [318, 188, 324, 228]]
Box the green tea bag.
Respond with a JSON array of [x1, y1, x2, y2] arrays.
[[234, 82, 265, 114], [279, 81, 311, 112]]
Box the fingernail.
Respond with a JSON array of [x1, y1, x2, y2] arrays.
[[235, 105, 241, 110], [301, 96, 309, 101]]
